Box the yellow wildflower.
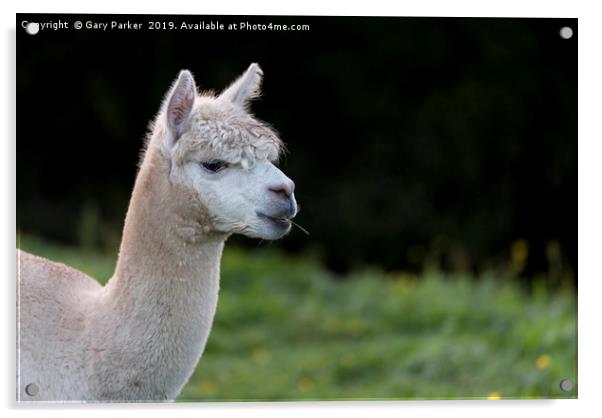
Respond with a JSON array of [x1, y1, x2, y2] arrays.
[[536, 354, 551, 370], [487, 391, 502, 400]]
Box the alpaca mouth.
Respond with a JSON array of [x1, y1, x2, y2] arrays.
[[257, 212, 292, 229]]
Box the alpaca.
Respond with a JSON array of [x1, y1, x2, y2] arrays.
[[17, 63, 297, 402]]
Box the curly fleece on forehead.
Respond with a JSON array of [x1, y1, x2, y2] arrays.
[[172, 96, 284, 168]]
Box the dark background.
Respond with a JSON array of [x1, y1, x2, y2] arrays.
[[17, 15, 577, 284]]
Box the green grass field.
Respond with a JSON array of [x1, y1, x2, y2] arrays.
[[17, 234, 577, 401]]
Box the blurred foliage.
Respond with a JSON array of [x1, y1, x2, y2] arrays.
[[17, 16, 576, 280], [17, 234, 577, 400]]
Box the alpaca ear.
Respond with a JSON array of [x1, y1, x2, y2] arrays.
[[165, 70, 196, 146], [219, 63, 263, 107]]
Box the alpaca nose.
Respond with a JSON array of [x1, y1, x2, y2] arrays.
[[268, 180, 295, 199]]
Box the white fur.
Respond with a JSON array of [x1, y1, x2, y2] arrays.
[[17, 63, 297, 402]]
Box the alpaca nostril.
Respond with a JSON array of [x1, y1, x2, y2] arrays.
[[268, 186, 290, 198], [269, 181, 294, 199]]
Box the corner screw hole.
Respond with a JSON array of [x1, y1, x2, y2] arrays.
[[25, 383, 39, 396], [559, 27, 573, 39], [25, 22, 40, 35], [559, 379, 573, 392]]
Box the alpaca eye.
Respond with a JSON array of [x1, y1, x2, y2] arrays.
[[200, 160, 228, 173]]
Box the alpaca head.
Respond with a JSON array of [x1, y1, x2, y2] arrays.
[[157, 63, 297, 240]]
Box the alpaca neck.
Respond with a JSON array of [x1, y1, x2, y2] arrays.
[[93, 149, 226, 400]]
